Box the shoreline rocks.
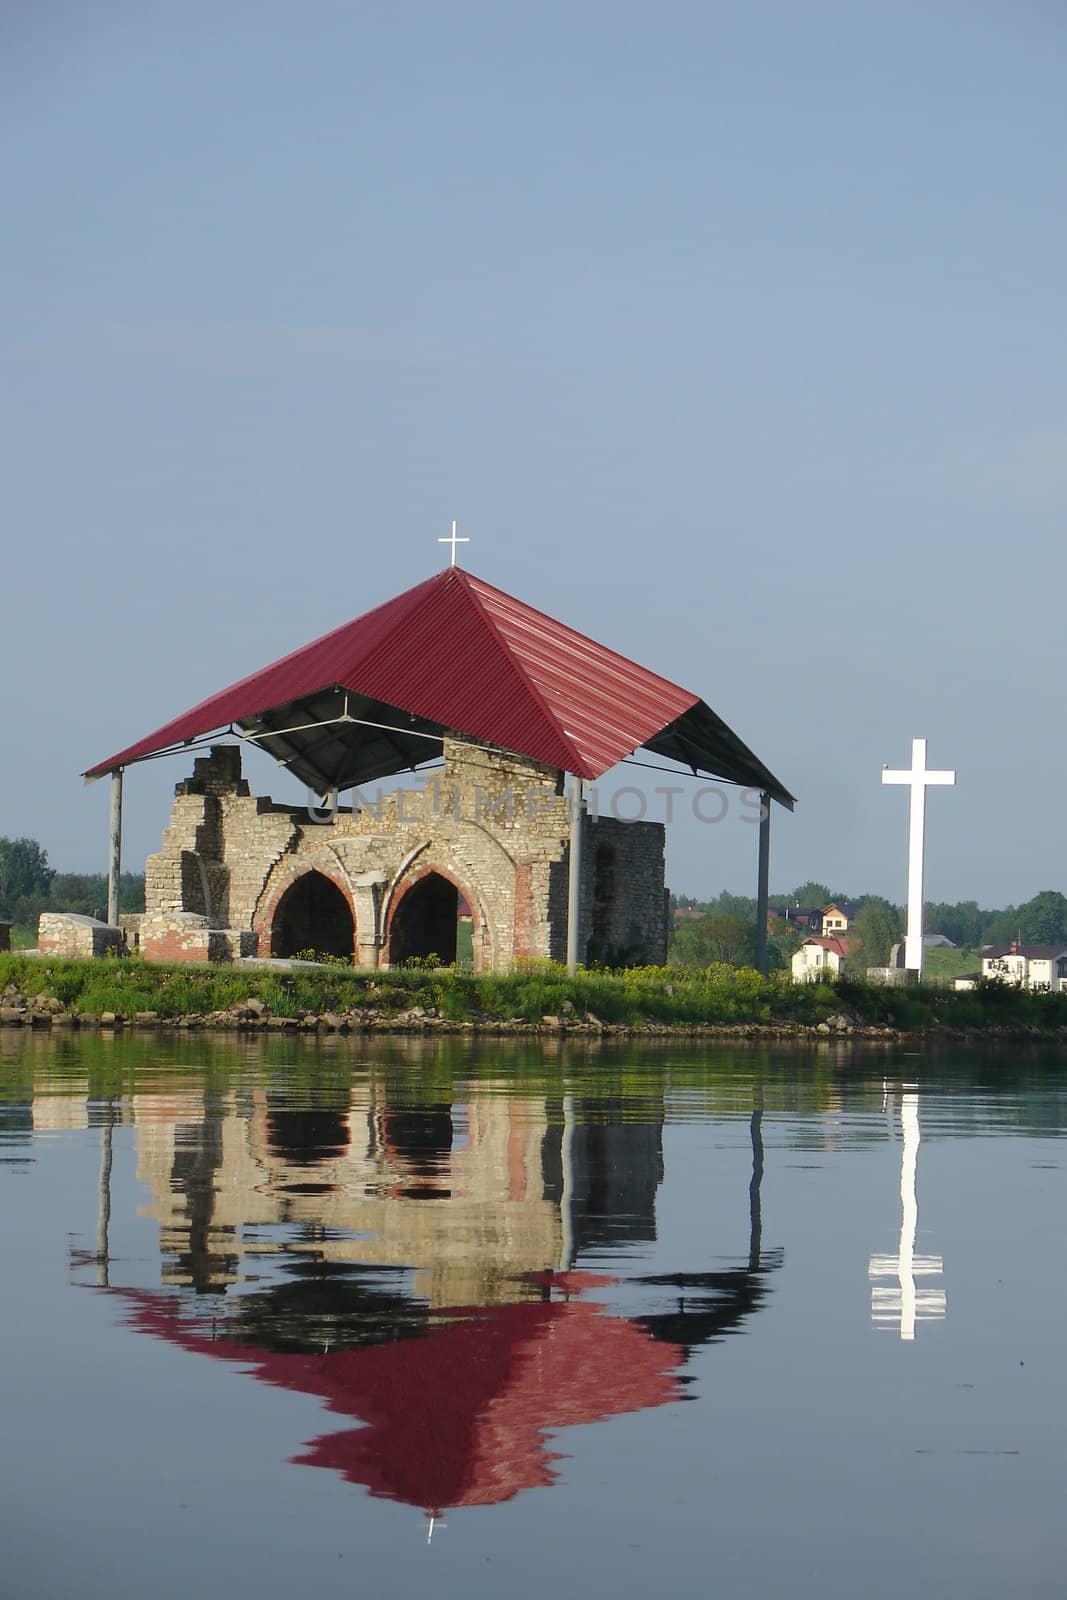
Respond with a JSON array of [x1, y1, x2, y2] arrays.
[[0, 977, 1064, 1045]]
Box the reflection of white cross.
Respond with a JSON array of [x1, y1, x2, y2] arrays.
[[881, 738, 955, 974], [438, 519, 469, 566], [869, 1091, 946, 1341]]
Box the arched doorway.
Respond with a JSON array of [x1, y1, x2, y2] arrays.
[[388, 872, 463, 966], [271, 872, 355, 961]]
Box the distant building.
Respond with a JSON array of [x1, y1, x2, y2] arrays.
[[820, 902, 861, 939], [769, 906, 822, 935], [980, 943, 1067, 991], [791, 936, 848, 981], [889, 933, 957, 969]]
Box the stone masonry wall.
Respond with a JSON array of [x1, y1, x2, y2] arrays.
[[38, 913, 124, 959], [143, 742, 667, 970]]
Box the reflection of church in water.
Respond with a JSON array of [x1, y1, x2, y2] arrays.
[[93, 1079, 780, 1518]]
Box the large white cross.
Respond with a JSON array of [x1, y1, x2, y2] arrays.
[[438, 519, 469, 566], [881, 737, 956, 974]]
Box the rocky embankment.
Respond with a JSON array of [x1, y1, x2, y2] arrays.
[[0, 979, 995, 1041], [0, 972, 902, 1036]]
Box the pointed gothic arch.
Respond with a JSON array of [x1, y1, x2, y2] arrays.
[[387, 870, 467, 967], [270, 870, 355, 961]]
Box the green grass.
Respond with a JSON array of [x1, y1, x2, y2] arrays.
[[921, 946, 984, 982], [2, 952, 1067, 1034]]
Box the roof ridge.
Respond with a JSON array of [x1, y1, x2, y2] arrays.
[[450, 568, 581, 772]]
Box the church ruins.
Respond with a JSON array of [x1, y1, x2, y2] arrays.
[[136, 738, 668, 970], [76, 558, 794, 972]]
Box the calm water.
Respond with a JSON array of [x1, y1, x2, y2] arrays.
[[2, 1032, 1066, 1600]]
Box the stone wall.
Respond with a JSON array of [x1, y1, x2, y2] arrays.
[[37, 913, 124, 959], [142, 742, 667, 970], [140, 913, 258, 965]]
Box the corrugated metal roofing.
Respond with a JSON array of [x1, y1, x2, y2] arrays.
[[85, 566, 794, 805]]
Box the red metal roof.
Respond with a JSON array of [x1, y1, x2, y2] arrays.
[[801, 936, 848, 957], [85, 565, 793, 803]]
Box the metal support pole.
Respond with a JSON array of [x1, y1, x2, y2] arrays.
[[566, 777, 584, 974], [558, 1092, 575, 1273], [755, 790, 771, 977], [107, 768, 123, 927], [96, 1104, 114, 1289], [748, 1100, 764, 1272]]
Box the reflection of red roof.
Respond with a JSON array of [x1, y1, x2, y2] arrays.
[[118, 1277, 684, 1512]]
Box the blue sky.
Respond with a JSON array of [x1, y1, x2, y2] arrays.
[[3, 1, 1065, 904]]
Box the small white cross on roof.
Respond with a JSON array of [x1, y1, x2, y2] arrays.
[[438, 519, 469, 566]]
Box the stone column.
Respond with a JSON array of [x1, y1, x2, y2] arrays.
[[352, 873, 387, 967]]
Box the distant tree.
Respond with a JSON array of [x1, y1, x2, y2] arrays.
[[1015, 891, 1067, 946], [1, 852, 145, 933], [670, 913, 757, 969], [855, 893, 900, 917], [980, 907, 1021, 947], [924, 900, 988, 949], [976, 895, 1067, 948], [49, 873, 105, 917], [0, 837, 54, 910], [790, 881, 834, 909], [708, 890, 758, 920], [40, 873, 141, 919], [850, 902, 902, 970], [767, 918, 805, 968]]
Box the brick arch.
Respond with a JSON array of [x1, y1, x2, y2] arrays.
[[254, 854, 357, 959], [384, 858, 492, 972]]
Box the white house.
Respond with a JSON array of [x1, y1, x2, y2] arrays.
[[792, 936, 848, 982], [981, 943, 1067, 991]]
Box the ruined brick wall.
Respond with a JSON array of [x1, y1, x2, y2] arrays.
[[143, 742, 667, 970], [585, 816, 668, 966]]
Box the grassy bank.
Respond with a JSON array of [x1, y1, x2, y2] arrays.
[[3, 953, 1067, 1036]]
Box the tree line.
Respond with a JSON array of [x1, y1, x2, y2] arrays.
[[4, 833, 1066, 972], [669, 883, 1067, 972], [0, 837, 144, 931]]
